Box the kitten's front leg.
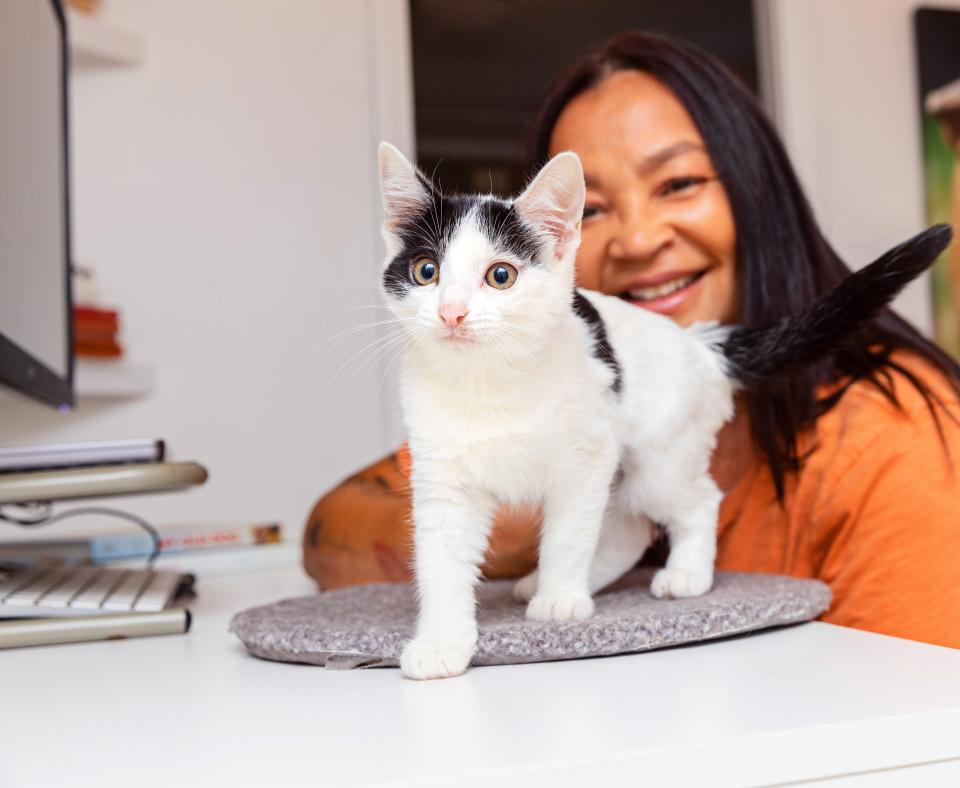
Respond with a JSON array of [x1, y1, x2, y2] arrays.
[[650, 475, 722, 599], [401, 484, 495, 680], [527, 447, 618, 621]]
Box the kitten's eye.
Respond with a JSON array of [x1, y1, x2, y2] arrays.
[[485, 262, 518, 290], [412, 257, 439, 285]]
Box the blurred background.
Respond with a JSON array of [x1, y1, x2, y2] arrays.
[[410, 0, 758, 194], [0, 0, 954, 550]]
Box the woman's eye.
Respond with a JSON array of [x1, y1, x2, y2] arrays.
[[582, 205, 603, 220], [412, 257, 439, 285], [659, 176, 708, 196], [485, 262, 518, 290]]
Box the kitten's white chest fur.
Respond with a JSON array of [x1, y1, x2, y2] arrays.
[[400, 311, 619, 508]]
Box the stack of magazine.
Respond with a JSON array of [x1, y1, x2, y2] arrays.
[[0, 520, 285, 571]]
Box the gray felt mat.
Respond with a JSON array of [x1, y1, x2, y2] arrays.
[[229, 569, 831, 669]]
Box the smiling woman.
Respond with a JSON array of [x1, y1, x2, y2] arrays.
[[304, 32, 960, 650], [551, 71, 737, 325]]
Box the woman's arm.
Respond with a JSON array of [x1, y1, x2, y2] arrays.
[[302, 447, 540, 589]]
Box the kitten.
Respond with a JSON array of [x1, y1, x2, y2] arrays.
[[377, 142, 951, 680]]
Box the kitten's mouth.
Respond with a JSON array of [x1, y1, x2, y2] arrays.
[[439, 330, 473, 343], [618, 270, 706, 314]]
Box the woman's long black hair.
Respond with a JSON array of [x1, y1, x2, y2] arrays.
[[528, 31, 960, 499]]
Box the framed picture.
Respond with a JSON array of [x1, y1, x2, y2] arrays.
[[915, 8, 960, 359]]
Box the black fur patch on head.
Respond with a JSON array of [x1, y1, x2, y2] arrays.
[[572, 290, 622, 394], [474, 198, 542, 263], [382, 188, 542, 298]]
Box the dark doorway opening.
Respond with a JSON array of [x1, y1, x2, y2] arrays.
[[410, 0, 759, 195]]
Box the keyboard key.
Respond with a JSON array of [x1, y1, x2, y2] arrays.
[[101, 570, 153, 612], [69, 569, 125, 610], [4, 565, 74, 607], [133, 571, 181, 612], [1, 565, 187, 616], [38, 566, 99, 608], [0, 564, 53, 601]]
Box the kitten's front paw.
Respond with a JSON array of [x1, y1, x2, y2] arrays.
[[512, 571, 538, 602], [650, 567, 713, 599], [400, 636, 475, 680], [526, 591, 595, 621]]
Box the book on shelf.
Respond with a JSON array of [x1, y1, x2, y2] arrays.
[[0, 521, 283, 566], [74, 305, 119, 330], [73, 304, 123, 359], [74, 325, 117, 344], [74, 339, 124, 358], [66, 0, 103, 15]]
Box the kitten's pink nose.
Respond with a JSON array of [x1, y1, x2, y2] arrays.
[[439, 303, 468, 329]]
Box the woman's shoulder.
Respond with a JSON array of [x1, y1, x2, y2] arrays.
[[815, 351, 960, 449], [781, 351, 959, 543], [801, 350, 960, 525]]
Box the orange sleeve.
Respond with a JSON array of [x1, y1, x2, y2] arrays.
[[813, 403, 960, 649], [396, 443, 413, 478]]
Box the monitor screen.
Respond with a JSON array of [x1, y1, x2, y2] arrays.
[[0, 0, 72, 409]]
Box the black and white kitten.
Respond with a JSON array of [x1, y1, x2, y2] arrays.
[[377, 141, 950, 680]]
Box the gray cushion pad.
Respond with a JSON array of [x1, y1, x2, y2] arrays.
[[229, 569, 831, 669]]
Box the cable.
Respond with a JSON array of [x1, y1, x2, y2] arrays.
[[0, 501, 52, 525], [0, 502, 162, 565]]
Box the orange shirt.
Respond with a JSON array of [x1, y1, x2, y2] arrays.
[[717, 355, 960, 649]]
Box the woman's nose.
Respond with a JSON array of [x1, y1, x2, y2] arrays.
[[609, 204, 673, 262]]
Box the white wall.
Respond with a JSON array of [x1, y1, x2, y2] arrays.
[[0, 0, 414, 539], [761, 0, 959, 334]]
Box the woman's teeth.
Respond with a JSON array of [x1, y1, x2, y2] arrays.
[[628, 273, 699, 301]]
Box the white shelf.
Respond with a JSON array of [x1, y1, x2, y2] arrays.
[[67, 8, 142, 68], [75, 359, 153, 400]]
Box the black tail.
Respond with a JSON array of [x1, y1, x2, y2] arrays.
[[723, 224, 953, 384]]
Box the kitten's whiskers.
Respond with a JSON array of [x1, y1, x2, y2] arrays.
[[308, 316, 414, 360], [320, 325, 411, 399]]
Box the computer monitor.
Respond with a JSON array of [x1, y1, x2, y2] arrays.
[[0, 0, 73, 410]]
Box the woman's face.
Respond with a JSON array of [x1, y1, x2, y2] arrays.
[[549, 69, 738, 326]]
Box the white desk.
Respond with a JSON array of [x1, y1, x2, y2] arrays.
[[2, 565, 960, 787]]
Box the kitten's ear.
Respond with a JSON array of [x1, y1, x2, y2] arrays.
[[514, 151, 585, 261], [378, 142, 432, 233]]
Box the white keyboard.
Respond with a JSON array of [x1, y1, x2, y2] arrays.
[[0, 563, 193, 617]]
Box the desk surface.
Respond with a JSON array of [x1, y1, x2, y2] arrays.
[[3, 564, 960, 788]]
